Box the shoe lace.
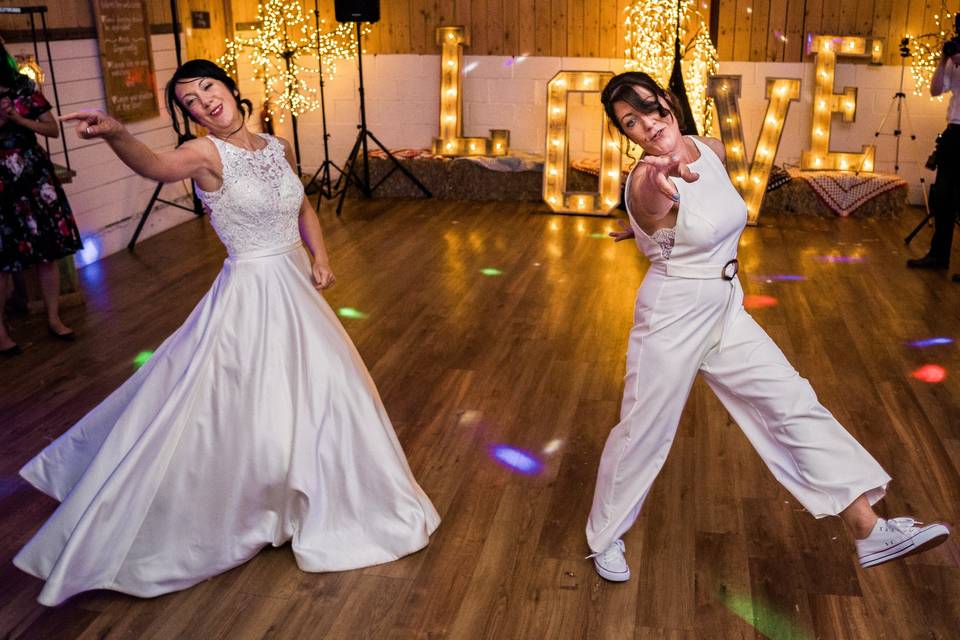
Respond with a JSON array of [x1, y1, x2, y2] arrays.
[[586, 539, 626, 561], [885, 517, 921, 535]]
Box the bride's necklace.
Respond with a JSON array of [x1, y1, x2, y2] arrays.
[[213, 131, 260, 152]]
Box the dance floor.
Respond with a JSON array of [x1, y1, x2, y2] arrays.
[[1, 198, 958, 639]]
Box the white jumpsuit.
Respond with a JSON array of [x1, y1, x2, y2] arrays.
[[585, 137, 891, 554]]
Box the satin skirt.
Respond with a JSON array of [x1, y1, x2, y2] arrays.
[[14, 243, 440, 606]]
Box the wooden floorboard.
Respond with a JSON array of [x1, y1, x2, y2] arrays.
[[1, 198, 959, 639]]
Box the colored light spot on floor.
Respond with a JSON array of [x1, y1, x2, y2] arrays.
[[720, 592, 810, 640], [489, 445, 543, 475], [78, 238, 101, 266], [133, 351, 154, 369], [743, 294, 778, 309], [750, 274, 806, 282], [911, 365, 947, 383], [908, 337, 953, 348], [542, 439, 563, 455], [338, 307, 369, 319]]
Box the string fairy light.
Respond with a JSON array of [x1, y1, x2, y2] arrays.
[[907, 3, 955, 100], [218, 0, 369, 123], [623, 0, 719, 135]]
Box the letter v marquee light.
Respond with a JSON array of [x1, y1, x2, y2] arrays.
[[708, 75, 801, 225]]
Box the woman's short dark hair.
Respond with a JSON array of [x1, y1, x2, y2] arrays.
[[601, 71, 685, 135], [165, 59, 252, 137]]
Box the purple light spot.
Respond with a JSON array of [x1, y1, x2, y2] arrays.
[[489, 444, 543, 475], [749, 274, 806, 282], [908, 337, 954, 348]]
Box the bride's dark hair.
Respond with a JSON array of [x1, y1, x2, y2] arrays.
[[165, 59, 252, 138], [601, 71, 685, 135]]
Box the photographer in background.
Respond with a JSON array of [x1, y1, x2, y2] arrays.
[[910, 34, 960, 282]]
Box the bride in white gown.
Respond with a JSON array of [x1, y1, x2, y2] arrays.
[[14, 60, 440, 607]]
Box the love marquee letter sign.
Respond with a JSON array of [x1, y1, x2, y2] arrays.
[[801, 35, 882, 171], [542, 71, 622, 215], [432, 26, 510, 157], [708, 76, 801, 225]]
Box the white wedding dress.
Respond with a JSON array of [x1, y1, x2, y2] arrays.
[[14, 133, 441, 607]]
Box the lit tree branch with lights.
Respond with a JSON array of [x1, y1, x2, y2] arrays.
[[218, 0, 370, 124]]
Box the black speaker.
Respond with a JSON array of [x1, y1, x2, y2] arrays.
[[334, 0, 379, 23]]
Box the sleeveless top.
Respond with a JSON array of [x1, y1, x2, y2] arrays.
[[195, 134, 304, 257], [623, 137, 747, 272]]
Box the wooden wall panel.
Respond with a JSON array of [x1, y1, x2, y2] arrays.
[[0, 0, 938, 66]]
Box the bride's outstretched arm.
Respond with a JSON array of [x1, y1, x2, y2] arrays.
[[278, 137, 336, 290], [60, 111, 214, 185]]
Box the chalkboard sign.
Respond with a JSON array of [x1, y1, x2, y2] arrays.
[[91, 0, 159, 123]]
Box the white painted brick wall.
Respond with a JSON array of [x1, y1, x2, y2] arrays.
[[279, 56, 941, 205], [10, 41, 945, 266], [6, 36, 193, 266]]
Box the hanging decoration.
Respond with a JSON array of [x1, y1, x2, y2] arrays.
[[907, 4, 956, 100], [218, 0, 367, 123], [800, 35, 881, 172], [623, 0, 719, 136], [542, 71, 621, 216], [432, 26, 510, 157], [708, 75, 801, 225]]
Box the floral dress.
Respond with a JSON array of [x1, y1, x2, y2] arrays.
[[0, 79, 82, 272]]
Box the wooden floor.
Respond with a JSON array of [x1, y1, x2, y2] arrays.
[[1, 198, 959, 640]]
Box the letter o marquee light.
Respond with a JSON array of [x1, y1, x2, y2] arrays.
[[543, 71, 621, 215]]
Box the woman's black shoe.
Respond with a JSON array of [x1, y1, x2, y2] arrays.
[[906, 255, 949, 269], [48, 326, 76, 341], [952, 273, 960, 283], [1, 343, 23, 356]]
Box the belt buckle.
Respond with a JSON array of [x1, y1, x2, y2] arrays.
[[721, 259, 739, 281]]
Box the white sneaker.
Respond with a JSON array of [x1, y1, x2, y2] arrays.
[[589, 539, 631, 582], [856, 517, 950, 568]]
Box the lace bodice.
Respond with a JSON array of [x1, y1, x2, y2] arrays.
[[196, 134, 304, 256], [650, 227, 676, 259]]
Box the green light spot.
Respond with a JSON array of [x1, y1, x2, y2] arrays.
[[589, 232, 607, 239], [133, 351, 154, 369], [338, 307, 369, 319], [480, 268, 503, 276], [721, 592, 810, 640]]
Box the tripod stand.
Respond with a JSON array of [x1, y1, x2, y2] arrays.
[[335, 22, 431, 216], [128, 0, 203, 251], [303, 0, 343, 201], [879, 36, 945, 246]]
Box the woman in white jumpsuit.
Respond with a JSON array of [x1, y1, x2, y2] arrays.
[[586, 72, 950, 582]]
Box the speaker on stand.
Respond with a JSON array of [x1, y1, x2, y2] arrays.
[[332, 0, 432, 216]]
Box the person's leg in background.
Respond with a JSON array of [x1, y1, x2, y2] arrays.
[[909, 126, 959, 270]]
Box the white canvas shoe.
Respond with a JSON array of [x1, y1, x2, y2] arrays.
[[856, 517, 950, 568], [589, 539, 631, 582]]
